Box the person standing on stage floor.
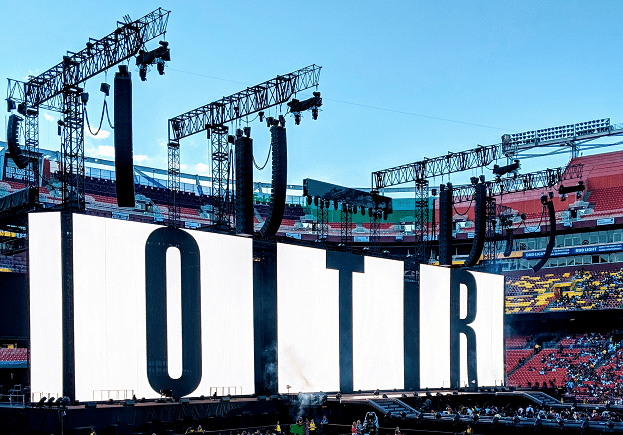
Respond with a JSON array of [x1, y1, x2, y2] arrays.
[[305, 418, 310, 435], [394, 427, 401, 435], [309, 419, 316, 435], [351, 422, 357, 435], [276, 421, 282, 434], [356, 420, 362, 435], [320, 415, 328, 435]]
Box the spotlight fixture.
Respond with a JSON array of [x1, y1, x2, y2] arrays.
[[493, 159, 520, 177], [100, 83, 110, 96]]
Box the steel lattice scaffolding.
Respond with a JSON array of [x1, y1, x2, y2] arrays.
[[167, 140, 180, 227], [6, 8, 170, 209], [414, 179, 429, 263], [167, 65, 321, 228], [24, 111, 39, 188], [316, 200, 329, 244], [340, 205, 353, 249], [60, 88, 85, 208], [482, 194, 498, 267], [210, 126, 231, 227]]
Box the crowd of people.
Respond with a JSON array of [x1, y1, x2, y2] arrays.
[[560, 269, 623, 310]]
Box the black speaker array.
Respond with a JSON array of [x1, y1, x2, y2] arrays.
[[7, 114, 28, 170], [438, 185, 453, 266], [259, 126, 287, 237], [503, 229, 514, 257], [235, 136, 254, 235], [464, 183, 487, 267], [532, 200, 556, 272], [114, 66, 135, 207]]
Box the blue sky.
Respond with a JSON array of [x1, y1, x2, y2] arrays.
[[2, 1, 622, 190]]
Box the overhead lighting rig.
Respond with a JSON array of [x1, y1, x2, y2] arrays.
[[493, 159, 520, 178], [558, 180, 585, 201], [287, 92, 322, 125], [136, 40, 170, 81]]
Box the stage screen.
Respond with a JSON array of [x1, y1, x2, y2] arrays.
[[419, 265, 504, 389], [277, 243, 404, 393], [30, 213, 254, 401], [29, 212, 64, 399]]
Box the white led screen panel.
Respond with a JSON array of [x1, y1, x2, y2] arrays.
[[419, 265, 504, 389], [277, 243, 404, 393], [29, 212, 64, 399], [352, 256, 404, 391], [31, 213, 254, 401]]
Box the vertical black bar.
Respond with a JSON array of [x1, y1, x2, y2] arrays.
[[61, 211, 75, 401], [114, 67, 135, 207], [403, 273, 419, 390], [145, 227, 202, 398], [438, 186, 453, 266], [253, 240, 278, 395], [235, 136, 254, 235], [326, 251, 364, 394], [449, 269, 478, 389]]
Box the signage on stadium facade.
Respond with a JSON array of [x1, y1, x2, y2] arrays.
[[29, 212, 504, 401], [523, 242, 623, 259]]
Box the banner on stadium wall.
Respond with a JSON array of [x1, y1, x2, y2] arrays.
[[523, 242, 623, 259], [29, 212, 505, 401]]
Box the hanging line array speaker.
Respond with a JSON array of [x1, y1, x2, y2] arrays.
[[7, 114, 28, 170], [438, 185, 453, 266], [114, 66, 135, 207], [259, 126, 287, 237], [532, 200, 556, 272], [503, 228, 514, 257], [464, 183, 487, 267], [235, 135, 254, 235]]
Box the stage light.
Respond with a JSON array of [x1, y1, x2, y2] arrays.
[[100, 83, 110, 96], [470, 176, 478, 185], [493, 159, 520, 177], [312, 107, 318, 120], [279, 115, 286, 127], [157, 61, 165, 75], [549, 191, 554, 199], [139, 65, 147, 81], [259, 111, 264, 122], [236, 129, 243, 138], [243, 127, 251, 137], [541, 195, 548, 205], [513, 416, 520, 424], [80, 92, 89, 104], [7, 99, 16, 112], [294, 114, 301, 125]]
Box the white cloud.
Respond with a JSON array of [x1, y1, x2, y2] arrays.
[[134, 154, 149, 163], [94, 145, 115, 158], [195, 163, 210, 175], [43, 113, 55, 123], [85, 129, 111, 140]]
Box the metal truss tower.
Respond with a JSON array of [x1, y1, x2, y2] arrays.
[[340, 205, 353, 249], [167, 140, 180, 226], [24, 111, 39, 188], [7, 8, 170, 209], [482, 194, 497, 267], [210, 126, 231, 227], [168, 65, 321, 228], [316, 200, 329, 244], [414, 179, 429, 263]]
